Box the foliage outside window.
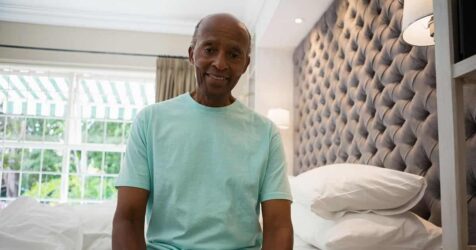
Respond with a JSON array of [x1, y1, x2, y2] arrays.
[[0, 66, 155, 205]]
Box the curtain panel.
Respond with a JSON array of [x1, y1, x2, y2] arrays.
[[155, 57, 196, 102]]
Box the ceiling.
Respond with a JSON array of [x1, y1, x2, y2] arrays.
[[0, 0, 333, 48]]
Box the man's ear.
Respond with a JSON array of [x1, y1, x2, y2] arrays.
[[188, 46, 194, 64], [242, 55, 251, 73]]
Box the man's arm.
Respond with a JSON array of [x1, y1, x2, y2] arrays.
[[112, 187, 149, 250], [261, 199, 293, 250]]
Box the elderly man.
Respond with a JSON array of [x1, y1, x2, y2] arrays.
[[112, 13, 293, 250]]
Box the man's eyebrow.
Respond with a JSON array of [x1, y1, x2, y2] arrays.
[[197, 38, 247, 53], [230, 46, 245, 54]]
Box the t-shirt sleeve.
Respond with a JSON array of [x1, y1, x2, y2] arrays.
[[115, 110, 151, 191], [259, 125, 293, 202]]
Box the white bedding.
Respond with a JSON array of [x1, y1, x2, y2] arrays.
[[0, 197, 114, 250], [294, 235, 320, 250], [0, 198, 313, 250]]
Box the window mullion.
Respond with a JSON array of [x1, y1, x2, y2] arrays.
[[17, 149, 24, 197], [60, 73, 77, 202], [38, 149, 44, 198]]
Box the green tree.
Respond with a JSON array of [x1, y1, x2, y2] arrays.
[[45, 119, 64, 142], [25, 118, 44, 141], [84, 120, 105, 143], [2, 148, 22, 170], [24, 174, 61, 199], [105, 122, 123, 144]]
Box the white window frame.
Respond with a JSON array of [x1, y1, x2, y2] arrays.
[[0, 64, 154, 204]]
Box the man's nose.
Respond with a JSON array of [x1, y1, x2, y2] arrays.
[[211, 51, 228, 71]]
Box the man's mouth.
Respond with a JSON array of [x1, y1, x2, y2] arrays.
[[206, 73, 229, 81]]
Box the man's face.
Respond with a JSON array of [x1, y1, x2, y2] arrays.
[[188, 16, 250, 100]]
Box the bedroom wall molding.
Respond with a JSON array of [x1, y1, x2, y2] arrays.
[[0, 2, 194, 34]]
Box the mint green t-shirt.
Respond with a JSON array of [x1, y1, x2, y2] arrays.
[[116, 93, 292, 250]]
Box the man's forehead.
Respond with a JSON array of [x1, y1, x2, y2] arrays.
[[197, 36, 247, 51], [201, 20, 246, 33]]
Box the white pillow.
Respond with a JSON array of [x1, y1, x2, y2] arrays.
[[290, 163, 427, 218], [291, 202, 442, 250], [294, 234, 320, 250], [0, 197, 83, 250]]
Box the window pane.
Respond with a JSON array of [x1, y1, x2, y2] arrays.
[[45, 119, 64, 142], [21, 173, 40, 197], [84, 176, 101, 200], [84, 120, 104, 143], [123, 122, 132, 142], [104, 152, 121, 174], [5, 117, 23, 140], [25, 118, 44, 141], [22, 148, 41, 171], [0, 115, 6, 139], [105, 122, 123, 144], [87, 151, 103, 174], [1, 172, 19, 198], [69, 150, 81, 174], [103, 176, 116, 199], [42, 149, 62, 172], [40, 174, 61, 199], [0, 147, 3, 170], [3, 148, 22, 170], [68, 175, 81, 199]]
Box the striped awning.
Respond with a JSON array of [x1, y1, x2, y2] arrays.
[[0, 71, 155, 121]]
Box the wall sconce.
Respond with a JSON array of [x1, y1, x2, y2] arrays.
[[267, 108, 290, 129], [402, 0, 435, 46]]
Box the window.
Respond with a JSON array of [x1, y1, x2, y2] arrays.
[[0, 65, 155, 204]]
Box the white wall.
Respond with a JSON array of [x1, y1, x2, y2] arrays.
[[254, 47, 294, 174], [0, 21, 192, 70]]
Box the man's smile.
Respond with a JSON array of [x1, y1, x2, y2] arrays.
[[206, 73, 229, 81]]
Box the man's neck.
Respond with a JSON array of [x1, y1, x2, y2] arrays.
[[191, 91, 235, 107]]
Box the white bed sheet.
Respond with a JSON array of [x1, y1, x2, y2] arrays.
[[0, 197, 83, 250], [1, 198, 321, 250], [0, 197, 114, 250]]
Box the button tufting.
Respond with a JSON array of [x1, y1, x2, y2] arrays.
[[292, 0, 476, 237]]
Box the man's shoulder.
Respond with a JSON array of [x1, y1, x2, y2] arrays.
[[156, 94, 189, 109], [236, 104, 276, 131], [134, 94, 189, 121], [141, 94, 188, 112]]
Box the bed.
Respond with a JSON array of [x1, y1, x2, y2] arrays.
[[0, 185, 441, 250], [289, 164, 442, 250], [292, 0, 476, 248], [0, 197, 114, 250]]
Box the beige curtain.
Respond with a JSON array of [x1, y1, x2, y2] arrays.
[[155, 57, 196, 102]]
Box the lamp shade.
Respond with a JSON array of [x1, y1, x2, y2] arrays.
[[402, 0, 435, 46], [267, 108, 290, 129]]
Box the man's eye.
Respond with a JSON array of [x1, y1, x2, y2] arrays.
[[204, 48, 215, 54], [229, 52, 241, 59]]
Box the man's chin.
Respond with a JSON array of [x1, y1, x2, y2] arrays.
[[205, 82, 229, 93], [206, 79, 229, 88], [205, 90, 229, 99]]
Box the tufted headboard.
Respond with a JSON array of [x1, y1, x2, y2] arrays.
[[293, 0, 476, 243]]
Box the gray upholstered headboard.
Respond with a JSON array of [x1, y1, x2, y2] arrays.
[[293, 0, 476, 243]]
